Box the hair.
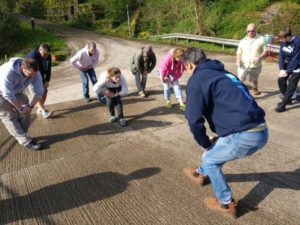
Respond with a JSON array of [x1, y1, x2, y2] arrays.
[[39, 43, 51, 52], [87, 42, 97, 49], [21, 58, 39, 71], [107, 67, 121, 79], [172, 47, 185, 59], [143, 45, 153, 57], [278, 27, 292, 38], [182, 47, 207, 65]]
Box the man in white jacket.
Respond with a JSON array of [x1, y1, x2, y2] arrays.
[[70, 42, 105, 103]]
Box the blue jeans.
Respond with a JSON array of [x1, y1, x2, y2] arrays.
[[196, 127, 268, 204], [79, 68, 97, 99], [162, 79, 182, 100], [133, 72, 147, 93]]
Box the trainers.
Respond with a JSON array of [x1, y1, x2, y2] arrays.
[[275, 104, 286, 113], [119, 118, 127, 127], [42, 110, 52, 118], [166, 100, 172, 109], [36, 108, 42, 114], [252, 88, 261, 95], [183, 168, 209, 186], [24, 140, 42, 151], [139, 91, 146, 98], [110, 115, 118, 122], [204, 197, 237, 219], [179, 103, 186, 111]]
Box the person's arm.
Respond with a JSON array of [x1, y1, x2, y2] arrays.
[[148, 54, 157, 72], [93, 72, 106, 94], [70, 51, 83, 70], [89, 50, 100, 69], [236, 43, 242, 68], [45, 55, 52, 82], [287, 41, 300, 74], [29, 71, 44, 103]]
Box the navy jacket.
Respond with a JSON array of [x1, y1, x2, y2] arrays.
[[279, 36, 300, 73], [26, 47, 52, 82], [185, 59, 265, 149]]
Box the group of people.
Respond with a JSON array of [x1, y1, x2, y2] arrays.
[[0, 22, 299, 218]]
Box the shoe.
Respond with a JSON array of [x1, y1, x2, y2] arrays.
[[277, 100, 292, 107], [85, 98, 92, 103], [119, 118, 127, 127], [139, 91, 146, 98], [110, 115, 118, 122], [36, 108, 42, 114], [275, 104, 286, 113], [24, 140, 42, 151], [179, 103, 186, 111], [42, 110, 52, 118], [204, 197, 237, 218], [183, 168, 209, 186], [100, 96, 106, 104], [252, 88, 261, 95], [166, 100, 172, 109]]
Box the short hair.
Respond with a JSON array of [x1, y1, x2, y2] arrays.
[[278, 27, 292, 38], [21, 58, 39, 71], [87, 42, 97, 49], [107, 67, 121, 78], [143, 45, 153, 57], [172, 47, 185, 59], [39, 43, 51, 52], [182, 47, 207, 65]]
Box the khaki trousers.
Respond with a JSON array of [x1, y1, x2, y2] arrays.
[[0, 94, 32, 146]]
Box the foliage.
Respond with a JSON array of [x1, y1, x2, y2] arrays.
[[15, 0, 46, 18]]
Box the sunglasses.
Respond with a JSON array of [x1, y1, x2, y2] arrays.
[[247, 30, 256, 33]]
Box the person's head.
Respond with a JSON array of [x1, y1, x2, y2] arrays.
[[278, 27, 293, 43], [182, 47, 207, 75], [20, 58, 39, 77], [107, 67, 121, 83], [246, 23, 257, 38], [172, 47, 185, 61], [38, 43, 51, 58], [87, 42, 97, 55], [143, 45, 153, 60]]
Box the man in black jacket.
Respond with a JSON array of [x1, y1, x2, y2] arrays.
[[26, 43, 52, 118]]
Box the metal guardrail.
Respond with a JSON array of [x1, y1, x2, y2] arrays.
[[154, 33, 280, 53]]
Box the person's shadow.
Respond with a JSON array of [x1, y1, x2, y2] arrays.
[[0, 167, 161, 224], [226, 168, 300, 217]]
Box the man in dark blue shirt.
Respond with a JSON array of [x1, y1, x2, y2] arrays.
[[26, 43, 52, 118], [276, 27, 300, 112], [182, 47, 268, 218]]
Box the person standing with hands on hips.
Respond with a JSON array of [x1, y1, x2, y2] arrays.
[[70, 42, 105, 103], [183, 47, 268, 218]]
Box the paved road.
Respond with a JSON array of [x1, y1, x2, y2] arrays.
[[0, 19, 299, 225]]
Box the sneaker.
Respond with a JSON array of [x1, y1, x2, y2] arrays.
[[166, 100, 172, 109], [110, 115, 118, 122], [183, 168, 209, 186], [179, 103, 186, 111], [24, 140, 42, 151], [36, 108, 42, 114], [252, 88, 261, 95], [119, 118, 127, 127], [42, 110, 52, 118], [139, 91, 147, 98], [275, 104, 286, 113], [204, 197, 237, 219]]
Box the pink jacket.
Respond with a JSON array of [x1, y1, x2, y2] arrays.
[[159, 49, 185, 81]]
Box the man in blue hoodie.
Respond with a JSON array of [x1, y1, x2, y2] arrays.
[[182, 47, 268, 218]]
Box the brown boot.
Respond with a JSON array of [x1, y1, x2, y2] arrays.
[[183, 168, 209, 186], [204, 197, 237, 218], [252, 87, 261, 95]]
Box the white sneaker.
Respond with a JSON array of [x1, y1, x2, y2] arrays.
[[42, 110, 52, 118], [36, 108, 43, 114]]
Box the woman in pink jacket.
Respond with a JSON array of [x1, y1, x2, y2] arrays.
[[159, 47, 186, 111]]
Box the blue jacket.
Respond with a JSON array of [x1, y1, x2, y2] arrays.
[[26, 47, 52, 82], [278, 36, 300, 73], [185, 59, 265, 149]]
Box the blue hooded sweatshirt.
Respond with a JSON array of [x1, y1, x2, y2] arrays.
[[185, 59, 265, 149]]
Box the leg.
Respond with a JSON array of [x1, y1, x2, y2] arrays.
[[141, 74, 147, 92], [172, 80, 183, 103], [134, 72, 143, 93], [87, 68, 98, 85], [237, 66, 248, 82], [79, 71, 90, 99], [0, 95, 31, 145], [105, 97, 115, 116], [249, 67, 261, 95], [281, 71, 300, 105], [114, 96, 124, 119], [277, 76, 289, 95]]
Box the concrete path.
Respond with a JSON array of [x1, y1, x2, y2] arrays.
[[0, 19, 299, 225]]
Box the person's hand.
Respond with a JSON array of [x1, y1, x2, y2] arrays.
[[209, 135, 218, 145], [114, 92, 120, 97], [20, 105, 32, 114], [104, 91, 114, 98], [252, 56, 261, 64], [44, 81, 49, 88], [279, 70, 288, 77], [163, 76, 171, 84], [236, 61, 241, 68], [143, 71, 148, 76], [80, 67, 88, 72]]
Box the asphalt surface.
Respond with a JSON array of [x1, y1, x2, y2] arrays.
[[0, 19, 299, 225]]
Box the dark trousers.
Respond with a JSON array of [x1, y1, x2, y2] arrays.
[[278, 71, 300, 106], [106, 96, 123, 118]]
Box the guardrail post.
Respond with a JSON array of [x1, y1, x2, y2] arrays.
[[4, 54, 7, 62], [222, 44, 225, 51]]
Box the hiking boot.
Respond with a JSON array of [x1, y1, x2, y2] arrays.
[[252, 88, 261, 95], [42, 110, 52, 118], [179, 103, 186, 111], [119, 118, 127, 127], [24, 140, 42, 151], [166, 100, 172, 109], [110, 115, 118, 122], [183, 168, 209, 186], [275, 103, 286, 113], [204, 197, 237, 219]]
